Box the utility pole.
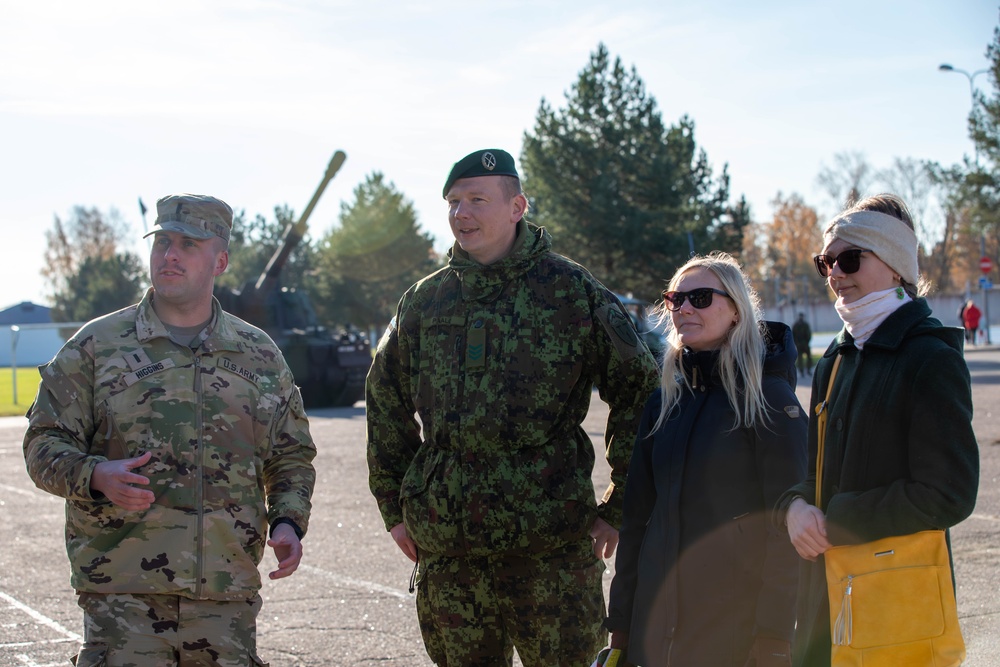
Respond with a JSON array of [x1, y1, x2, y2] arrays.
[[939, 63, 993, 344]]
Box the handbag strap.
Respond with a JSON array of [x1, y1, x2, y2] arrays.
[[814, 354, 843, 507]]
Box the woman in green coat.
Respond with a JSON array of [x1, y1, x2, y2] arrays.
[[775, 194, 979, 666]]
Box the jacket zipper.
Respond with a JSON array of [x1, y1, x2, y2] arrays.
[[194, 354, 205, 598]]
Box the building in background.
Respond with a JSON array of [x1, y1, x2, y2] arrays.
[[0, 302, 66, 366]]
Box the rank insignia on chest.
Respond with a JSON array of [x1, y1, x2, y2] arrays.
[[467, 325, 486, 369]]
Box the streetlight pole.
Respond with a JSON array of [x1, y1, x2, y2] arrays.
[[938, 63, 989, 164], [938, 63, 992, 344]]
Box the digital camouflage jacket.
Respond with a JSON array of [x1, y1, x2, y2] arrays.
[[23, 289, 316, 601], [366, 219, 660, 557]]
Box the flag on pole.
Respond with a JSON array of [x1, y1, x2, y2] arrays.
[[139, 197, 150, 238]]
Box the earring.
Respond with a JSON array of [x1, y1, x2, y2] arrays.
[[895, 286, 904, 300]]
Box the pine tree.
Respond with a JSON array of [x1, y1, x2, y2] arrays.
[[521, 43, 730, 302], [312, 172, 439, 330]]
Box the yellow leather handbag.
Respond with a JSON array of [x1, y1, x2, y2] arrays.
[[815, 356, 966, 667]]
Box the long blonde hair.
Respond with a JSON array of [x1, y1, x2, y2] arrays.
[[652, 251, 768, 432]]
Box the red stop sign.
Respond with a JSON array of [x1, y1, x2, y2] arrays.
[[981, 256, 993, 274]]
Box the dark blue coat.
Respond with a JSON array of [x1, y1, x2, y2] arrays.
[[607, 321, 808, 666]]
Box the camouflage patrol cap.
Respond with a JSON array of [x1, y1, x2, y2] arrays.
[[442, 149, 519, 198], [144, 194, 233, 242]]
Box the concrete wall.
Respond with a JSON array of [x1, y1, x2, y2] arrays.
[[763, 290, 997, 334]]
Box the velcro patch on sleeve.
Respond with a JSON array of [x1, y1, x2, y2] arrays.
[[39, 362, 79, 407], [596, 303, 641, 360]]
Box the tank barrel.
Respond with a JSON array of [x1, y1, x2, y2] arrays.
[[255, 150, 347, 292]]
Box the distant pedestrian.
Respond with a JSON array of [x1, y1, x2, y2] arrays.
[[792, 312, 813, 376], [963, 299, 982, 346]]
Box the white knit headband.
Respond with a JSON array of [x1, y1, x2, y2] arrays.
[[823, 210, 919, 285]]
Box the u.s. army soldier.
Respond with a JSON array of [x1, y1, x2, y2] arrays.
[[366, 149, 660, 666], [23, 194, 316, 667]]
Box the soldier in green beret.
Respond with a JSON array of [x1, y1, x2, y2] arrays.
[[24, 194, 317, 666], [366, 149, 660, 665]]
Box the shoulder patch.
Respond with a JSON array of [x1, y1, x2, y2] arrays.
[[218, 357, 262, 387], [39, 362, 79, 407], [596, 303, 641, 359], [783, 405, 800, 419]]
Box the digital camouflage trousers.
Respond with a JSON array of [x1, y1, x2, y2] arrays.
[[415, 537, 606, 666]]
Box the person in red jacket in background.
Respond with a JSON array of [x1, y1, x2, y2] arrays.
[[963, 299, 982, 345]]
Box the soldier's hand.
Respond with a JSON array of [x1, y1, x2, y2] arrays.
[[267, 523, 303, 579], [90, 451, 154, 511], [390, 522, 418, 562], [589, 517, 619, 560]]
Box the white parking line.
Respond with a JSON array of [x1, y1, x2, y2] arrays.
[[13, 654, 72, 667], [13, 658, 64, 667], [0, 483, 43, 499], [300, 564, 412, 600], [0, 590, 81, 644]]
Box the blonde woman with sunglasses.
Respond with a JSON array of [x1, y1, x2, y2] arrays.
[[605, 251, 808, 666], [775, 194, 979, 666]]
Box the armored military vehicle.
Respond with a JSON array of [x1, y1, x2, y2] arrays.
[[216, 151, 372, 408]]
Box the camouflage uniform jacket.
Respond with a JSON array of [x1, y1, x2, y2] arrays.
[[367, 220, 659, 557], [23, 289, 316, 601]]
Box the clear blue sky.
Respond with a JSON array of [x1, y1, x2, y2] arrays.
[[1, 0, 995, 310]]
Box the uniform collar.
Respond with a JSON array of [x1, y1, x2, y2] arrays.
[[447, 219, 551, 302], [136, 288, 243, 353]]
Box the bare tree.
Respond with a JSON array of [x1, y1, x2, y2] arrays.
[[876, 157, 937, 250], [42, 206, 134, 299], [816, 151, 874, 212]]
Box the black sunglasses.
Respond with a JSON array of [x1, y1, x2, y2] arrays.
[[662, 287, 730, 311], [813, 248, 873, 278]]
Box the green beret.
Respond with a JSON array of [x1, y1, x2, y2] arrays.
[[442, 149, 519, 198]]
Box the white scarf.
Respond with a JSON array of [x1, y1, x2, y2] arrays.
[[835, 287, 911, 349]]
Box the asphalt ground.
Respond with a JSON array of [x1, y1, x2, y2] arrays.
[[1, 345, 998, 666]]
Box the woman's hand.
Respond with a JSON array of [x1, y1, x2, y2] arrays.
[[786, 497, 832, 561]]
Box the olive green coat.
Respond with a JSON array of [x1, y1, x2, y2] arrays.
[[777, 298, 979, 666]]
